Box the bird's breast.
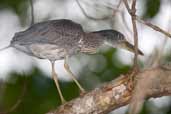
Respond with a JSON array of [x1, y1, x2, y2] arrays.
[[30, 43, 67, 61]]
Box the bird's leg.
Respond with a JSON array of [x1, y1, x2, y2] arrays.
[[51, 61, 66, 104], [64, 57, 86, 94]]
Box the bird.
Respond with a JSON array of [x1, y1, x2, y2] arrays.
[[0, 19, 143, 104], [87, 30, 144, 55]]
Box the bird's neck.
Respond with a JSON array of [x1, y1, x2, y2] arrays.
[[84, 33, 118, 48], [102, 36, 120, 48]]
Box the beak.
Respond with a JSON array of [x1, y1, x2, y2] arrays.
[[119, 41, 144, 56]]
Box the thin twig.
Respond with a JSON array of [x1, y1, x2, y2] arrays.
[[110, 0, 122, 28], [122, 0, 131, 12], [75, 0, 115, 20], [131, 0, 139, 70], [120, 10, 133, 35], [7, 82, 26, 112], [0, 78, 27, 114], [135, 16, 171, 38], [112, 0, 122, 16], [30, 0, 34, 25], [123, 0, 139, 70], [151, 15, 171, 67], [122, 0, 171, 39]]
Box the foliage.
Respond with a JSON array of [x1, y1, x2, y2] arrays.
[[0, 0, 170, 114], [0, 0, 29, 25], [143, 0, 161, 19]]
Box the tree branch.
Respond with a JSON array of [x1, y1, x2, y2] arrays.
[[46, 66, 171, 114], [0, 78, 27, 114], [122, 0, 171, 38], [135, 16, 171, 38], [131, 0, 139, 70], [122, 0, 139, 70]]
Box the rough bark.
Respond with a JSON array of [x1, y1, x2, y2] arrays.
[[46, 66, 171, 114]]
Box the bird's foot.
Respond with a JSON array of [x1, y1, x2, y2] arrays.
[[80, 89, 86, 96]]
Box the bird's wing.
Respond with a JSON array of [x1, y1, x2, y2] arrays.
[[15, 19, 84, 46], [38, 19, 85, 45]]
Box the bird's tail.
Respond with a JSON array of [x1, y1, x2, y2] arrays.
[[120, 41, 144, 55], [0, 45, 11, 51]]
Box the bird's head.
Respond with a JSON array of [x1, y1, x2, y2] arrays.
[[92, 29, 144, 55]]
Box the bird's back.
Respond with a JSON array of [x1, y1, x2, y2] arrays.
[[13, 19, 84, 47], [45, 19, 84, 45]]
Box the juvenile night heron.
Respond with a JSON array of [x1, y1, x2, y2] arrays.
[[1, 19, 143, 104]]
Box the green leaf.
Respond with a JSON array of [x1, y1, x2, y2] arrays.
[[0, 0, 29, 25], [143, 0, 161, 19]]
